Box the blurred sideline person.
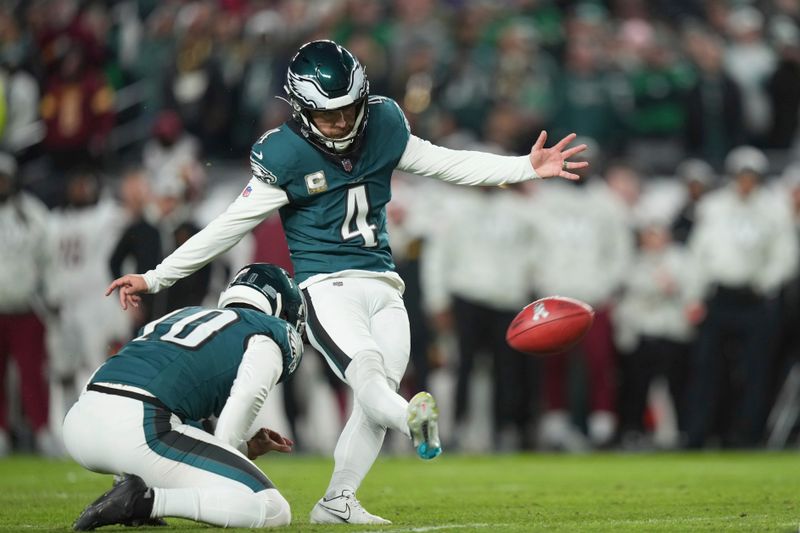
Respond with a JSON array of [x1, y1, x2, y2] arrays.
[[0, 153, 56, 456], [0, 54, 41, 155], [108, 168, 162, 331], [530, 173, 634, 449], [614, 221, 697, 448], [670, 158, 717, 245], [723, 6, 777, 146], [65, 264, 304, 530], [142, 110, 204, 203], [682, 27, 744, 168], [685, 146, 798, 447], [423, 183, 539, 451], [46, 169, 130, 431], [775, 167, 800, 404], [105, 40, 587, 524]]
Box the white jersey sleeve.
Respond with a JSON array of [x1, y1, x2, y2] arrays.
[[397, 134, 540, 186], [142, 177, 289, 293], [214, 334, 284, 455]]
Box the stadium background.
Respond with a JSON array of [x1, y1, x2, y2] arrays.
[[2, 0, 800, 458]]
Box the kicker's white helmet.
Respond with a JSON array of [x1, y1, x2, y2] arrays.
[[284, 40, 369, 154]]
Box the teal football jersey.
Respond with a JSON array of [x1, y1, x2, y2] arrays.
[[91, 307, 303, 421], [249, 96, 411, 283]]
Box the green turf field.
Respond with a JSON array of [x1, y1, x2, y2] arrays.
[[1, 453, 798, 532]]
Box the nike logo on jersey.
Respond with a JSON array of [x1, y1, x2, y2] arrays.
[[253, 150, 264, 160], [319, 500, 351, 521]]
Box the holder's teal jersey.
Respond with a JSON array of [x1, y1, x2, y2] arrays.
[[90, 306, 303, 421], [249, 96, 411, 283]]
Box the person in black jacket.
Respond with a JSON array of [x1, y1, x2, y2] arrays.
[[109, 169, 161, 329], [767, 35, 800, 149], [670, 158, 716, 245], [683, 28, 744, 169]]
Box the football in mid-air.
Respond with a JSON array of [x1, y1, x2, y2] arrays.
[[506, 296, 595, 355]]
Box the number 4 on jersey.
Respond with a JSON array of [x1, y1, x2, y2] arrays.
[[341, 184, 377, 247]]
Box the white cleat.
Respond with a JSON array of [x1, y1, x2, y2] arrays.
[[407, 391, 442, 460], [310, 490, 391, 525]]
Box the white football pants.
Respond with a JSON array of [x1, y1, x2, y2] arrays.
[[302, 275, 411, 495], [63, 387, 290, 528]]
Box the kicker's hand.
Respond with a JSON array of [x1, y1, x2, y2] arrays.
[[529, 131, 589, 181], [105, 274, 148, 310], [247, 428, 294, 459]]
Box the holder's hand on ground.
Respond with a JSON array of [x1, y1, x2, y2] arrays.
[[530, 131, 589, 180], [105, 274, 148, 310], [247, 428, 294, 459]]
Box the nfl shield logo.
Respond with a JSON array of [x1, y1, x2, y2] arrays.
[[342, 159, 353, 172], [242, 185, 253, 197]]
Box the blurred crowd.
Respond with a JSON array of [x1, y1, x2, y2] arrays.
[[3, 0, 800, 456]]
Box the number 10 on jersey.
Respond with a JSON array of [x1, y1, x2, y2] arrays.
[[341, 184, 377, 247]]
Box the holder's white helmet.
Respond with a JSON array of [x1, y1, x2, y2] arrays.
[[218, 263, 305, 335]]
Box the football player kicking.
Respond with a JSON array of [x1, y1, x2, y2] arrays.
[[64, 263, 304, 530], [105, 40, 588, 524]]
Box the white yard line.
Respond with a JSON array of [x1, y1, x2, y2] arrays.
[[355, 524, 509, 533], [353, 516, 800, 532], [0, 526, 60, 530]]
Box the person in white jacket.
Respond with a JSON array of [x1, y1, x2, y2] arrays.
[[685, 146, 799, 448], [529, 176, 634, 448], [46, 169, 130, 436], [614, 221, 697, 447], [422, 181, 540, 450], [0, 153, 56, 456]]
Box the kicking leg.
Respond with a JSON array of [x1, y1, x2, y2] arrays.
[[370, 299, 440, 460], [345, 349, 409, 435], [303, 279, 440, 525]]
